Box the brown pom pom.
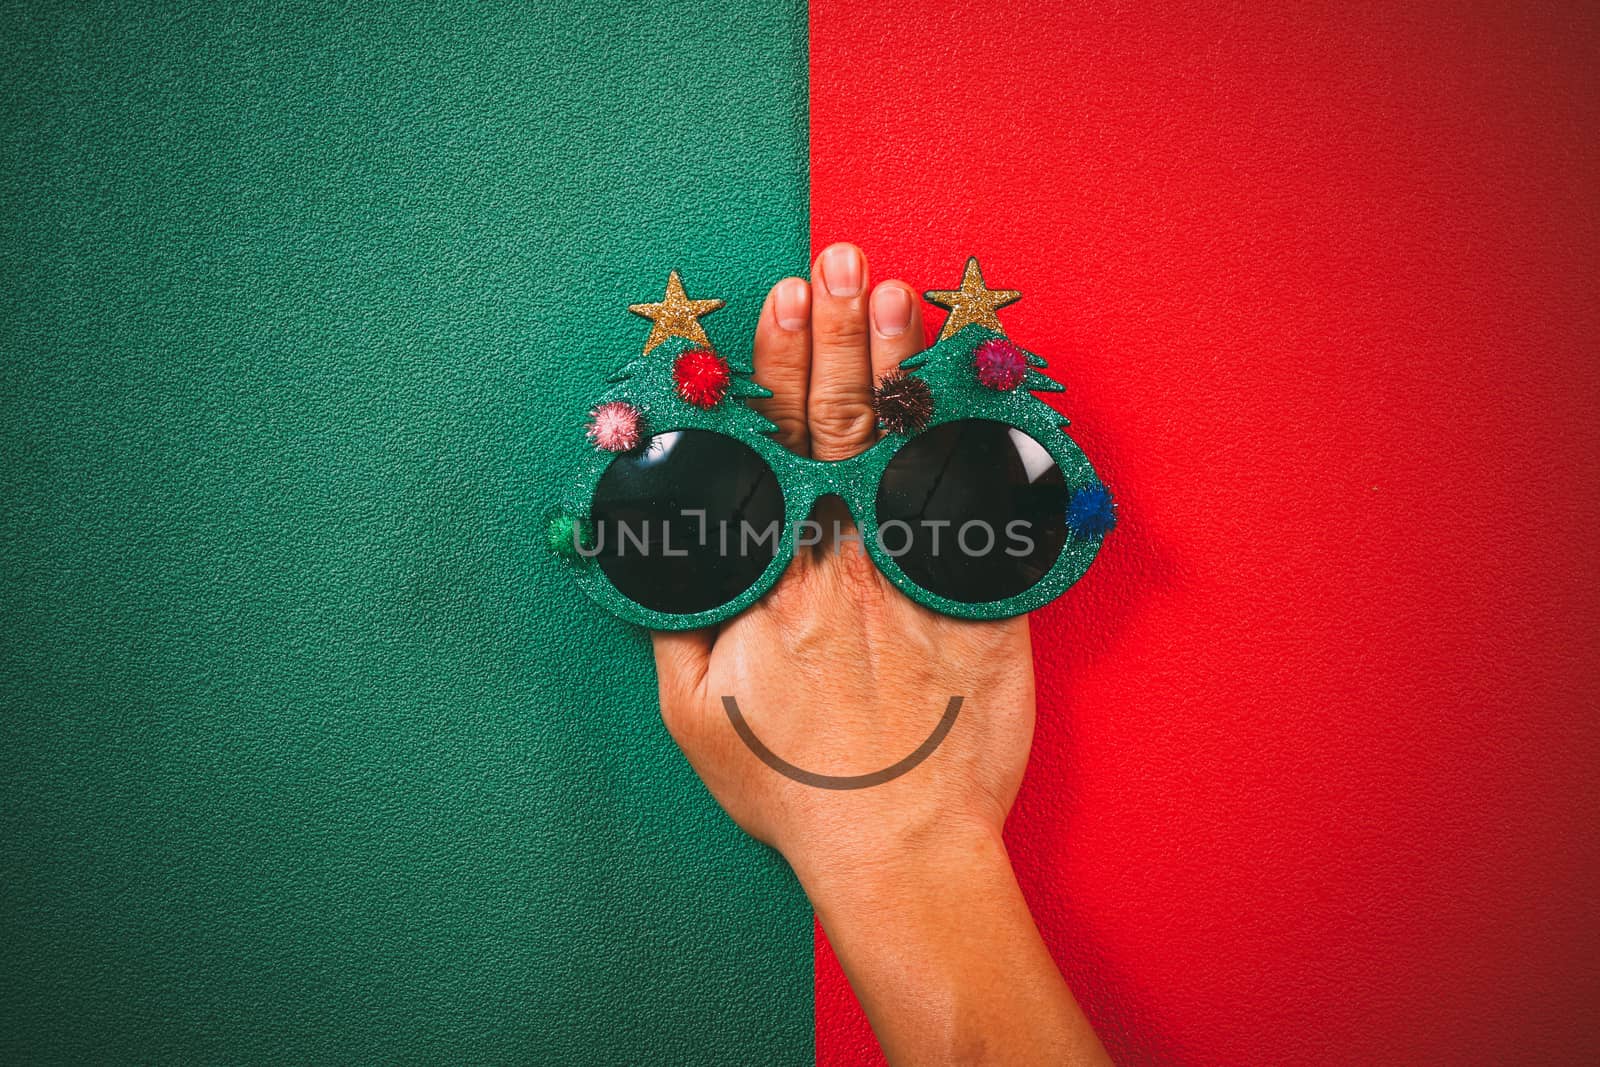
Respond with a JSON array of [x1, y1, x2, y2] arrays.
[[872, 370, 934, 435]]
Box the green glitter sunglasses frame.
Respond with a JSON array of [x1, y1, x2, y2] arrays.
[[549, 296, 1113, 632]]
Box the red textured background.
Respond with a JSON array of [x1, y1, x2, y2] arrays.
[[810, 2, 1599, 1063]]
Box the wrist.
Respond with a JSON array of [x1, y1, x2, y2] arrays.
[[788, 811, 1011, 919], [789, 814, 1086, 1065]]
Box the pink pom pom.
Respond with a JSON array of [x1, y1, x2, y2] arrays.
[[586, 401, 643, 452], [973, 338, 1028, 391]]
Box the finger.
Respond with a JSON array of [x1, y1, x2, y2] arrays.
[[750, 277, 811, 455], [868, 280, 925, 382], [650, 628, 713, 711], [807, 242, 876, 461]]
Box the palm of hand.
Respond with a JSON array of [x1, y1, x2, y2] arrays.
[[651, 244, 1038, 874]]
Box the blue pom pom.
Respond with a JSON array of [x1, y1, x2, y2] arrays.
[[1066, 483, 1117, 538]]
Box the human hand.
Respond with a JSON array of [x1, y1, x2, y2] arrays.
[[650, 243, 1108, 1065], [649, 241, 1036, 887]]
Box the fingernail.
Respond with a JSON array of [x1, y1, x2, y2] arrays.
[[819, 244, 862, 298], [773, 278, 809, 331], [871, 284, 913, 337]]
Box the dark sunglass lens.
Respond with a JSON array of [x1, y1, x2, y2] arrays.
[[589, 430, 784, 615], [874, 419, 1068, 604]]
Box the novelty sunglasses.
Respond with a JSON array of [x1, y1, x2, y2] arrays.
[[547, 258, 1115, 631]]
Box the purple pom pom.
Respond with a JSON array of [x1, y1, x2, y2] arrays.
[[973, 338, 1028, 391]]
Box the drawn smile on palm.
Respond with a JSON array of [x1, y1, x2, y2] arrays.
[[721, 695, 964, 790]]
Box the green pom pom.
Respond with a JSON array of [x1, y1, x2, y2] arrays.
[[546, 512, 590, 559]]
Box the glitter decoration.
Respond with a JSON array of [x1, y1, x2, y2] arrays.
[[627, 270, 725, 354], [872, 369, 934, 434], [560, 254, 1113, 630], [546, 512, 590, 559], [1066, 483, 1117, 538], [924, 257, 1022, 341], [673, 348, 732, 407], [973, 337, 1028, 390], [586, 400, 643, 452]]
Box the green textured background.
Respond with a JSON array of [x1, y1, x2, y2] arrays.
[[1, 3, 811, 1062]]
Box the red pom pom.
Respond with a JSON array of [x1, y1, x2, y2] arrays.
[[673, 348, 731, 408], [586, 401, 643, 452], [974, 338, 1028, 390]]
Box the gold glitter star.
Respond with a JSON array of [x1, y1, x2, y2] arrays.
[[924, 257, 1021, 341], [628, 270, 725, 354]]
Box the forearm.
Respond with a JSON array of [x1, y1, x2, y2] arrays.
[[795, 823, 1110, 1067]]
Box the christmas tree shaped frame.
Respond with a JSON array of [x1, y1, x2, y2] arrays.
[[552, 260, 1113, 630]]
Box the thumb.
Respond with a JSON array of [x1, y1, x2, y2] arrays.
[[650, 627, 714, 708]]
